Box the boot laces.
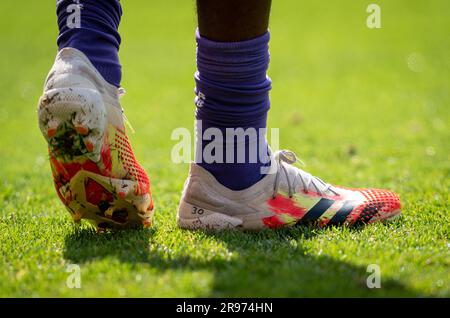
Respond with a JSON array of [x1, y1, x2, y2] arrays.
[[272, 150, 339, 199]]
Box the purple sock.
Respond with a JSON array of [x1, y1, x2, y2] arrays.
[[195, 31, 272, 190], [56, 0, 122, 87]]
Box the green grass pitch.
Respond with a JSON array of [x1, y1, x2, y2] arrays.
[[0, 0, 448, 297]]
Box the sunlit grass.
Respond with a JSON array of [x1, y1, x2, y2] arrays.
[[0, 0, 448, 297]]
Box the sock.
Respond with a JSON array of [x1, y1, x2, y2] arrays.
[[56, 0, 122, 87], [195, 30, 272, 190]]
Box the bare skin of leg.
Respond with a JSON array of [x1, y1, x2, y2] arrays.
[[196, 0, 272, 42]]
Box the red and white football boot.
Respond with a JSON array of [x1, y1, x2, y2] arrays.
[[177, 150, 401, 230], [38, 48, 153, 230]]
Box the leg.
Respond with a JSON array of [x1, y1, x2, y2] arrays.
[[196, 0, 271, 42], [57, 0, 122, 87], [37, 0, 154, 230], [177, 1, 401, 230], [195, 0, 272, 191]]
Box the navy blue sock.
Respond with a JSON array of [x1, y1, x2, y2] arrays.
[[56, 0, 122, 87], [195, 31, 272, 190]]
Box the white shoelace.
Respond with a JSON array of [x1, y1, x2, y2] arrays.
[[272, 150, 339, 198]]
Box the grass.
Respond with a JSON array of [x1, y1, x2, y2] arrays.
[[0, 0, 449, 297]]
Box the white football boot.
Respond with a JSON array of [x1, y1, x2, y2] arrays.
[[177, 150, 401, 230], [37, 48, 153, 230]]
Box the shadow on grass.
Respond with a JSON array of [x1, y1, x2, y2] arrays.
[[202, 227, 420, 297], [63, 224, 422, 297], [64, 226, 156, 264]]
